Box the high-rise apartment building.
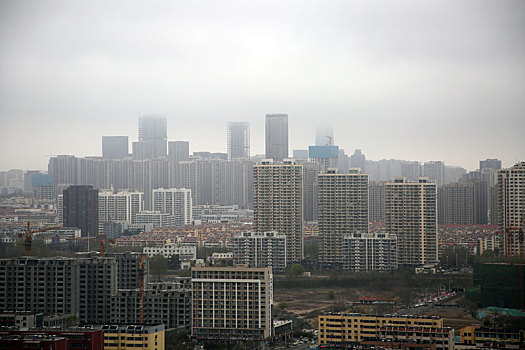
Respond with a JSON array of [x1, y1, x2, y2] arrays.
[[153, 188, 192, 226], [369, 181, 386, 223], [168, 141, 190, 162], [349, 149, 366, 172], [102, 136, 129, 159], [63, 185, 99, 237], [423, 161, 445, 186], [253, 160, 303, 263], [265, 114, 288, 161], [98, 191, 144, 230], [191, 266, 273, 341], [342, 233, 398, 272], [438, 183, 475, 225], [232, 231, 287, 270], [497, 161, 525, 257], [227, 122, 250, 160], [303, 162, 321, 222], [318, 168, 369, 265], [385, 178, 437, 266], [480, 158, 502, 171]]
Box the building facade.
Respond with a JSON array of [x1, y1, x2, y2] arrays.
[[318, 168, 368, 265], [227, 122, 250, 160], [265, 114, 288, 161], [342, 232, 398, 271], [191, 266, 273, 341], [497, 161, 525, 257], [253, 160, 303, 263], [232, 231, 287, 271], [385, 178, 438, 266], [102, 136, 129, 159], [63, 185, 99, 237], [153, 188, 192, 226]]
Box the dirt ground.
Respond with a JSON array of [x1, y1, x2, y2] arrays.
[[274, 288, 477, 330]]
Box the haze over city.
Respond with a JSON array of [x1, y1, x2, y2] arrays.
[[1, 0, 524, 171]]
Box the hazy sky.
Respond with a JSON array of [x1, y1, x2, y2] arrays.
[[1, 0, 524, 171]]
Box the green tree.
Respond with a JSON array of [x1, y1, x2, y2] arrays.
[[285, 263, 305, 279], [150, 254, 168, 281], [278, 301, 288, 310], [328, 290, 335, 300]]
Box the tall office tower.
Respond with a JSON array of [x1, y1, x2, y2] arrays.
[[315, 125, 334, 146], [232, 231, 287, 270], [423, 161, 445, 186], [349, 149, 366, 172], [369, 181, 386, 222], [385, 178, 437, 266], [400, 161, 421, 181], [191, 266, 273, 342], [132, 115, 167, 159], [102, 136, 129, 159], [303, 162, 321, 222], [63, 185, 99, 237], [168, 141, 190, 162], [265, 114, 288, 161], [318, 168, 369, 265], [480, 158, 502, 171], [497, 162, 525, 257], [253, 160, 303, 263], [308, 145, 340, 170], [152, 188, 192, 226], [438, 183, 475, 225], [98, 191, 144, 230], [227, 122, 250, 160], [342, 232, 398, 272]]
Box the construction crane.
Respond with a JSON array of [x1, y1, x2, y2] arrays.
[[138, 253, 146, 324], [19, 222, 62, 256], [326, 135, 333, 146], [61, 232, 115, 257]]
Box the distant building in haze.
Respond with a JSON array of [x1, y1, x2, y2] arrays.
[[350, 149, 366, 172], [480, 158, 502, 171], [293, 149, 308, 161], [265, 114, 288, 161], [168, 141, 190, 162], [423, 161, 445, 186], [63, 185, 98, 237], [102, 136, 129, 159], [309, 145, 339, 170], [385, 178, 437, 266], [315, 126, 334, 146], [132, 115, 167, 159], [227, 122, 250, 160]]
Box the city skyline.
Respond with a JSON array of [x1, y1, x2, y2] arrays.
[[1, 1, 524, 171]]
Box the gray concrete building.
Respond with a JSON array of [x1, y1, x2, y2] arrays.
[[265, 114, 288, 161], [168, 141, 190, 162], [369, 181, 386, 223], [63, 185, 98, 237], [191, 266, 273, 341], [342, 232, 398, 271], [153, 188, 192, 226], [102, 136, 129, 159], [227, 122, 250, 160], [232, 231, 287, 271]]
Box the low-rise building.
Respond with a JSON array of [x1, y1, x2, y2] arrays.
[[135, 211, 174, 229], [191, 266, 273, 342], [101, 324, 165, 350], [380, 325, 454, 350], [318, 313, 443, 347]]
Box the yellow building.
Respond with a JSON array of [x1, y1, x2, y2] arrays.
[[318, 313, 443, 346], [459, 326, 522, 346], [102, 324, 165, 350]]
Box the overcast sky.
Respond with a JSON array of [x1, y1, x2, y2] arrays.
[[1, 0, 524, 171]]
